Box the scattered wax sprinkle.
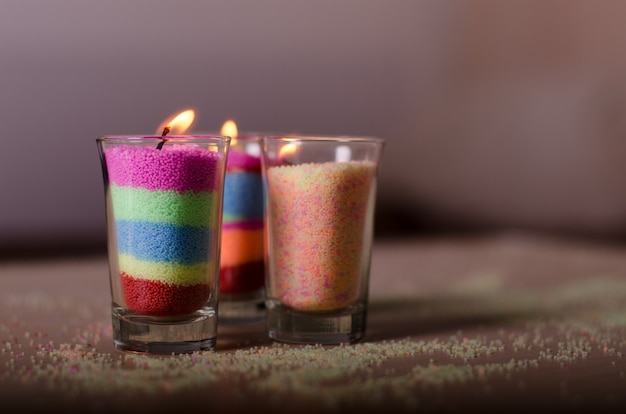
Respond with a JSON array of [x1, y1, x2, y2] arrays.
[[1, 278, 626, 411]]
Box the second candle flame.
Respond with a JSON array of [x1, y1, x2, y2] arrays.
[[278, 142, 298, 159], [220, 120, 238, 145]]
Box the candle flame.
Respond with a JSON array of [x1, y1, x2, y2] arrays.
[[156, 109, 195, 135], [278, 143, 298, 159], [220, 120, 238, 145]]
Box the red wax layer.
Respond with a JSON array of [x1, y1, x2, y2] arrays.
[[121, 273, 210, 316], [219, 261, 265, 294]]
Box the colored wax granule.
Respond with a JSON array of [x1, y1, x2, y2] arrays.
[[266, 161, 376, 311], [105, 144, 222, 316], [110, 186, 216, 226], [220, 225, 264, 267], [226, 150, 261, 170], [220, 149, 265, 295], [115, 221, 213, 264], [106, 144, 223, 192], [117, 254, 211, 286], [121, 273, 210, 317], [222, 172, 264, 222], [220, 224, 265, 294], [220, 262, 266, 294]]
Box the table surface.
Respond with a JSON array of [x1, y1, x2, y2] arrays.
[[2, 232, 626, 413]]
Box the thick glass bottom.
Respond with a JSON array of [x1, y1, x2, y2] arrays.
[[112, 305, 217, 354], [266, 300, 367, 345], [218, 290, 266, 324]]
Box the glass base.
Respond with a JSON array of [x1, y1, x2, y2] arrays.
[[112, 305, 217, 354], [218, 290, 266, 325], [266, 300, 367, 345]]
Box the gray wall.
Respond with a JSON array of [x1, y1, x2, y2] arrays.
[[2, 0, 626, 255]]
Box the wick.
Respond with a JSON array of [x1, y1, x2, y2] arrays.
[[156, 126, 170, 150]]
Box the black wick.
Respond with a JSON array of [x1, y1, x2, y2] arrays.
[[156, 126, 171, 150]]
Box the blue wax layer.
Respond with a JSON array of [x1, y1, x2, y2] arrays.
[[223, 172, 264, 221], [115, 220, 212, 264]]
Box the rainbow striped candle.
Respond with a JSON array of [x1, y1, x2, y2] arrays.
[[105, 144, 223, 316]]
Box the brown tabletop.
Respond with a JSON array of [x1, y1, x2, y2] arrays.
[[1, 232, 626, 413]]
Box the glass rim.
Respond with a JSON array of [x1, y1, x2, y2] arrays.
[[191, 132, 264, 140], [259, 135, 384, 144], [96, 135, 230, 142]]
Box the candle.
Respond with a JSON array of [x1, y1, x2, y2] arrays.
[[96, 110, 230, 355], [104, 110, 226, 318], [266, 160, 376, 311], [218, 120, 266, 322], [106, 143, 222, 316], [97, 109, 231, 354], [260, 136, 385, 344]]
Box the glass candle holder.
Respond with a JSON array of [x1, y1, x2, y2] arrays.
[[260, 135, 385, 344], [219, 135, 266, 323], [96, 135, 230, 354]]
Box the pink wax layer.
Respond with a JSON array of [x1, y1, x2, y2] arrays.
[[226, 150, 261, 171], [266, 161, 376, 311], [106, 144, 223, 193]]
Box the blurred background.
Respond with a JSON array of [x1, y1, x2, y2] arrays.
[[2, 0, 626, 258]]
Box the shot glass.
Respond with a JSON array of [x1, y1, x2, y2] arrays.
[[260, 135, 385, 344], [219, 135, 266, 323], [96, 135, 230, 354]]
